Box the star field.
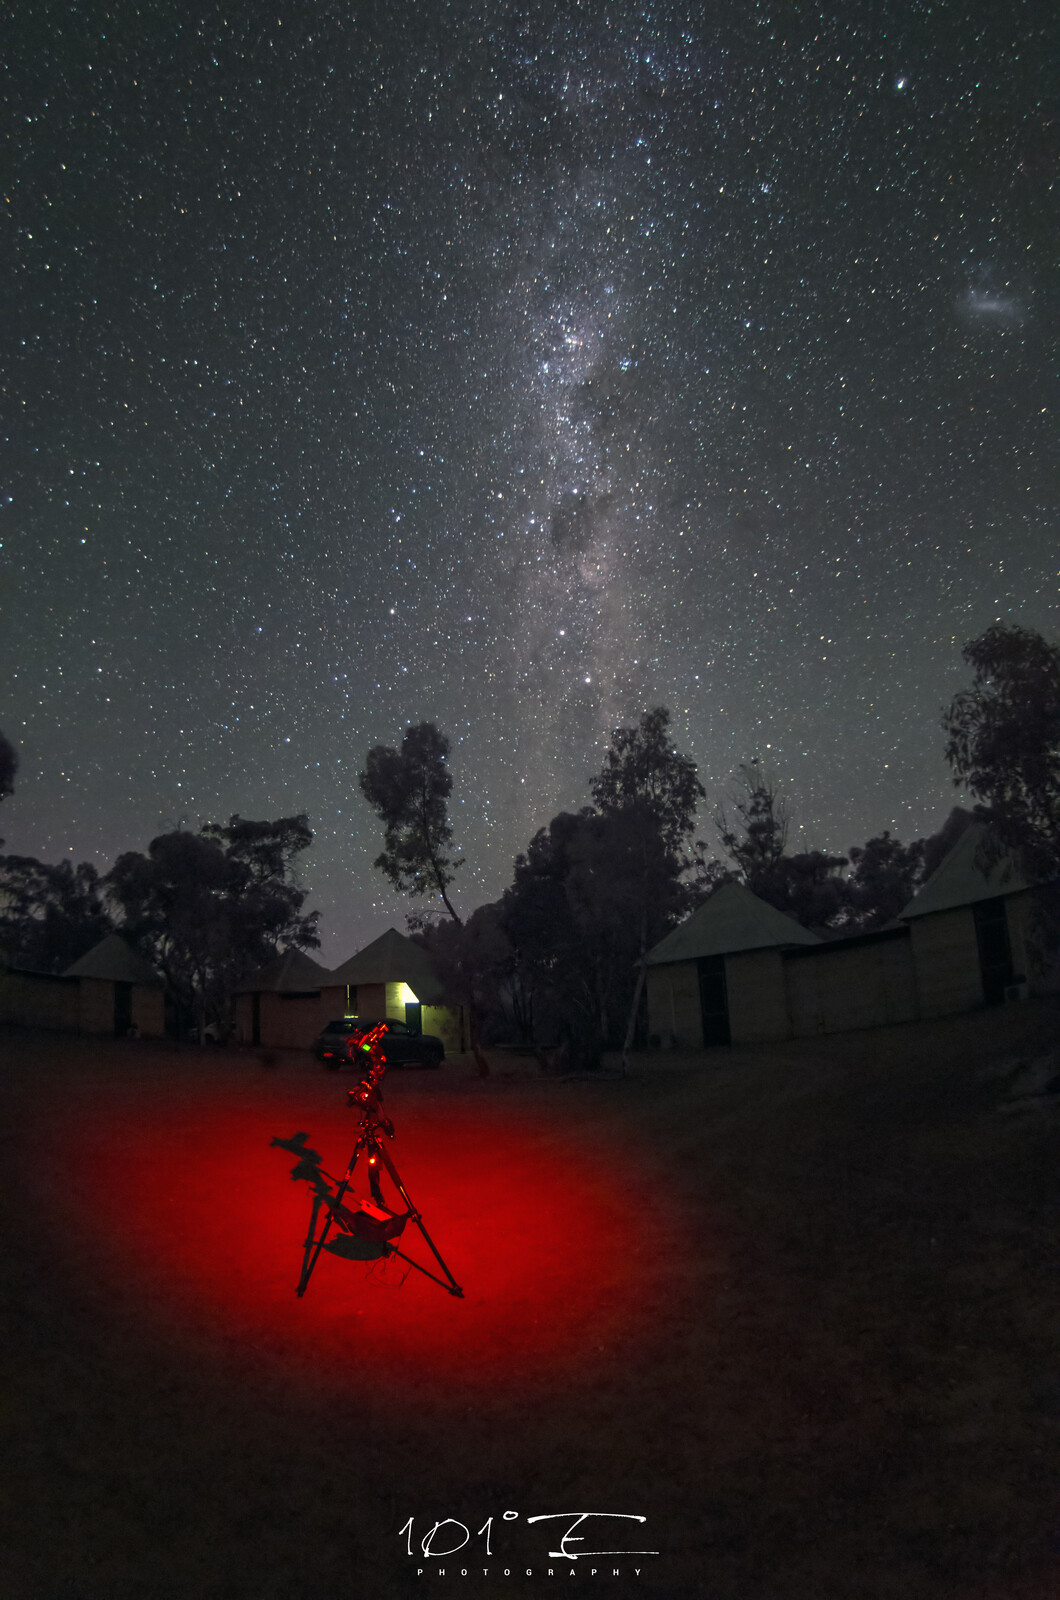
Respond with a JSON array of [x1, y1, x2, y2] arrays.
[[4, 1, 1057, 957]]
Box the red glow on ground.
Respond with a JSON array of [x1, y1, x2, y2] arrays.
[[37, 1070, 686, 1390]]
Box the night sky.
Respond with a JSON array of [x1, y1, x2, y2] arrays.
[[5, 2, 1057, 960]]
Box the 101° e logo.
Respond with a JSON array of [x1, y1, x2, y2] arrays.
[[400, 1510, 660, 1574]]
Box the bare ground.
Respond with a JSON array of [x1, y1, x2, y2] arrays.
[[2, 1002, 1059, 1600]]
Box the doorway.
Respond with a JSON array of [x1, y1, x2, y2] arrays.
[[697, 955, 731, 1046], [113, 982, 133, 1038], [972, 898, 1014, 1006]]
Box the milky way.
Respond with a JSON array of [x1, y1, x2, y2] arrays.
[[5, 2, 1057, 956]]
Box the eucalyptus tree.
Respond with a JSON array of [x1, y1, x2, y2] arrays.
[[360, 723, 492, 1074]]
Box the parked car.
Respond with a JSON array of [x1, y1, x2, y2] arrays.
[[315, 1017, 445, 1069]]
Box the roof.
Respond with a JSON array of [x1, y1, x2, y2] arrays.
[[900, 823, 1030, 919], [237, 947, 334, 993], [329, 927, 446, 1003], [64, 934, 163, 985], [644, 881, 821, 965], [2, 958, 78, 981]]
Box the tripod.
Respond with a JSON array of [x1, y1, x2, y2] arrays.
[[272, 1025, 463, 1300]]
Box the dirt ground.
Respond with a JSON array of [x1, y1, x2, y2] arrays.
[[2, 1003, 1059, 1600]]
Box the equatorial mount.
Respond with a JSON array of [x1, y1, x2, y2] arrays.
[[272, 1022, 463, 1299]]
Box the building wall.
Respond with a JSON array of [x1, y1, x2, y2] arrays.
[[78, 977, 115, 1035], [643, 888, 1050, 1056], [314, 985, 350, 1025], [784, 933, 917, 1037], [351, 982, 387, 1018], [1004, 889, 1060, 995], [647, 933, 920, 1052], [907, 892, 1059, 1015], [234, 992, 253, 1042], [726, 949, 789, 1043], [0, 971, 80, 1030], [1005, 891, 1031, 986], [384, 981, 411, 1018], [340, 982, 464, 1050], [645, 962, 703, 1048], [76, 978, 166, 1038], [245, 980, 463, 1053], [272, 988, 343, 1050], [131, 988, 165, 1038], [358, 983, 460, 1051], [236, 986, 345, 1050], [421, 1004, 465, 1053], [909, 909, 983, 1019]]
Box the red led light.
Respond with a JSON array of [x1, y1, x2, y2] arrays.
[[31, 1074, 690, 1391]]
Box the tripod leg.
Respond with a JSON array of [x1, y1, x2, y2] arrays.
[[387, 1247, 466, 1296], [376, 1144, 463, 1297]]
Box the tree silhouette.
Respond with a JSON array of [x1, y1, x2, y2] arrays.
[[846, 832, 926, 930], [713, 760, 789, 882], [107, 816, 318, 1041], [712, 763, 849, 933], [359, 723, 462, 920], [359, 724, 493, 1074], [590, 708, 704, 1066], [420, 903, 513, 1051], [503, 810, 610, 1070], [943, 624, 1060, 880], [590, 706, 704, 854], [0, 855, 114, 972], [502, 709, 704, 1068]]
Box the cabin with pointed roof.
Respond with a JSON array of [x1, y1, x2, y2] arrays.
[[898, 822, 1044, 1017], [330, 928, 465, 1053], [644, 879, 922, 1049], [644, 824, 1053, 1051], [644, 881, 820, 1047], [234, 947, 343, 1050], [64, 933, 165, 1037], [232, 929, 467, 1054]]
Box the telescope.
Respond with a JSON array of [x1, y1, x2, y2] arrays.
[[272, 1021, 463, 1298]]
